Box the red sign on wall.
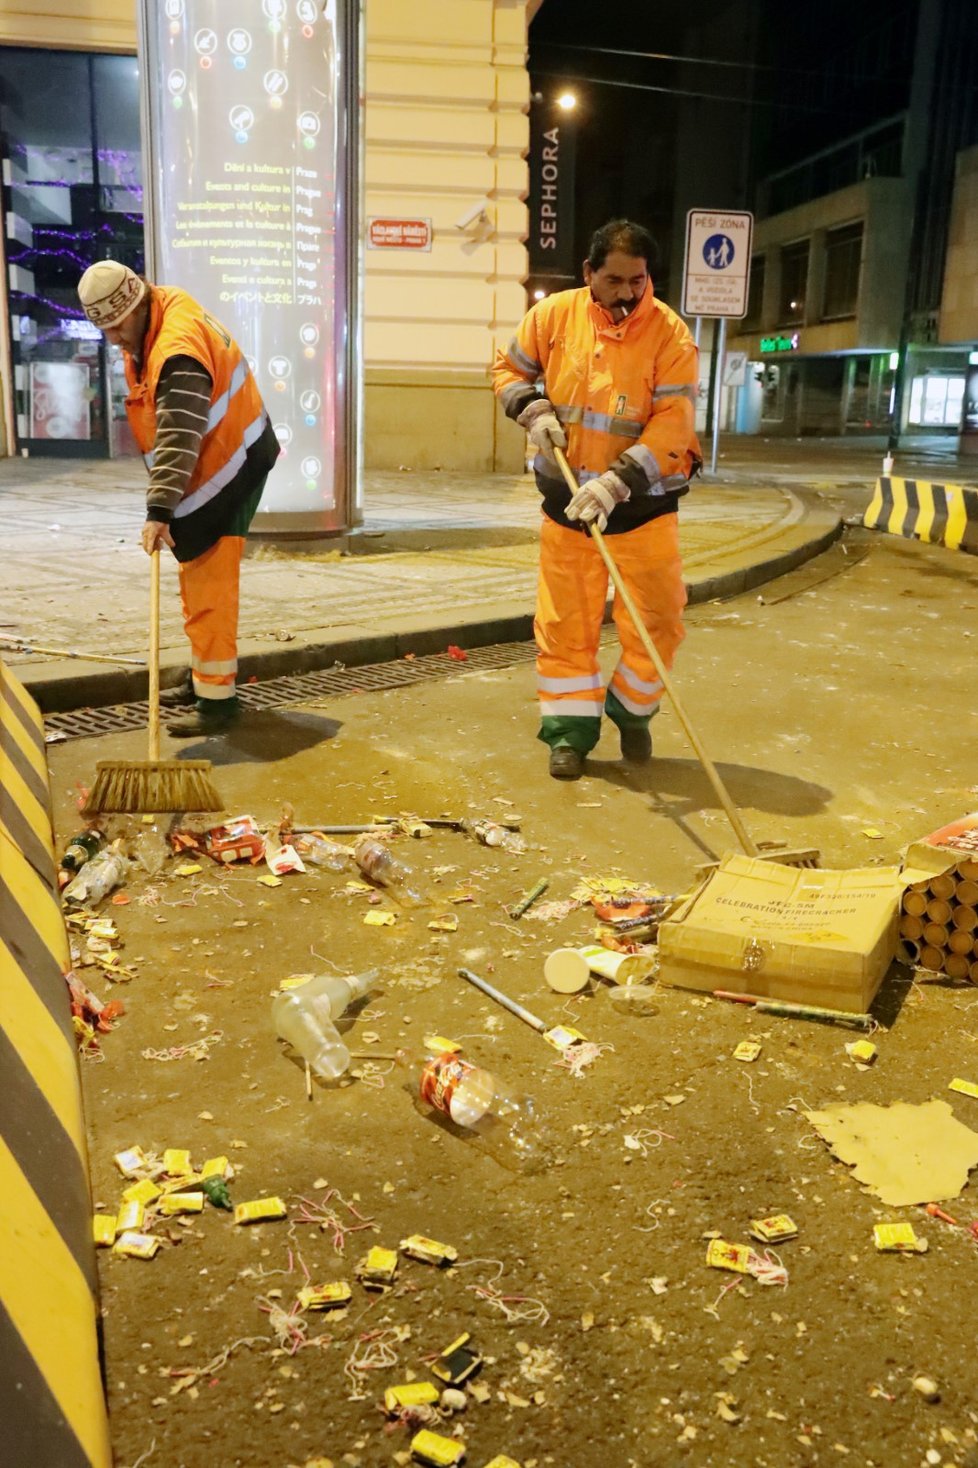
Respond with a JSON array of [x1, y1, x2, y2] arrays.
[[367, 217, 433, 251]]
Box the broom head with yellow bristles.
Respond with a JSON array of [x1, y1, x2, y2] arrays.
[[695, 843, 821, 883], [83, 758, 224, 816]]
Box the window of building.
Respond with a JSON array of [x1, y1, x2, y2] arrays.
[[823, 222, 863, 320], [743, 255, 765, 330], [908, 374, 966, 427], [0, 48, 143, 457], [777, 241, 808, 325]]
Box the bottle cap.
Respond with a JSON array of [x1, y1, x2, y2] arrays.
[[543, 947, 591, 993]]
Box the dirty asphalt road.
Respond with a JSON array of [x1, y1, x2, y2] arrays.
[[49, 525, 978, 1468]]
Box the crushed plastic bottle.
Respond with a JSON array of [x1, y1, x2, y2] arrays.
[[272, 968, 378, 1081], [63, 843, 130, 906], [400, 1047, 545, 1172], [61, 828, 104, 873], [462, 818, 526, 854], [133, 827, 168, 876], [294, 831, 350, 871], [352, 835, 425, 906]]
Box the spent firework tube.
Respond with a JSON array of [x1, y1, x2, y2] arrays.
[[544, 944, 655, 992]]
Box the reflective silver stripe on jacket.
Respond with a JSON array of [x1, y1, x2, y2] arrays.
[[144, 360, 249, 469], [622, 443, 663, 487], [206, 360, 248, 433], [172, 411, 268, 519], [538, 672, 604, 694], [500, 381, 534, 414], [553, 404, 646, 438], [506, 337, 541, 376], [652, 383, 697, 405]]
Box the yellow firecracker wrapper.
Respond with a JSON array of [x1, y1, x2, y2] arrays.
[[298, 1281, 353, 1310], [428, 915, 459, 933], [543, 1024, 585, 1051], [363, 909, 396, 926], [749, 1214, 798, 1244], [949, 1077, 978, 1099], [234, 1196, 287, 1225], [93, 1214, 118, 1247], [424, 1034, 462, 1055], [159, 1191, 204, 1216], [257, 874, 283, 888], [355, 1245, 399, 1289], [115, 1200, 145, 1233], [175, 862, 203, 877], [163, 1148, 194, 1177], [733, 1041, 762, 1063], [482, 1459, 523, 1468], [200, 1155, 232, 1180], [873, 1222, 928, 1253], [410, 1429, 466, 1467], [113, 1145, 147, 1178], [122, 1178, 162, 1207], [845, 1040, 878, 1065], [706, 1238, 754, 1273], [114, 1230, 161, 1260], [383, 1381, 440, 1413], [279, 974, 314, 990], [400, 1234, 458, 1267], [159, 1173, 200, 1194]]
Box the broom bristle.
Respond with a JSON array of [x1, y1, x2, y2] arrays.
[[83, 759, 224, 816]]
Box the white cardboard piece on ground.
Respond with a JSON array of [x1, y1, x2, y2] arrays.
[[805, 1099, 978, 1206]]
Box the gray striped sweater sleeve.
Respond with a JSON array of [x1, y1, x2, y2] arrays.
[[145, 355, 213, 522]]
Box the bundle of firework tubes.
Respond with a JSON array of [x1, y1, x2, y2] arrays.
[[901, 815, 978, 983]]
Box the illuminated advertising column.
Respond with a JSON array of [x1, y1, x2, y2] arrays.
[[138, 0, 363, 534]]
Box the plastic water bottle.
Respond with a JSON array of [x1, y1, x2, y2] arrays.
[[61, 829, 104, 873], [133, 828, 168, 876], [63, 844, 130, 906], [462, 819, 526, 854], [401, 1048, 544, 1172], [352, 836, 425, 906], [295, 832, 349, 871], [272, 968, 378, 1081]]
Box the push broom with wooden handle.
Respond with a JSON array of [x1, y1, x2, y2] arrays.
[[84, 550, 224, 815], [552, 445, 818, 871]]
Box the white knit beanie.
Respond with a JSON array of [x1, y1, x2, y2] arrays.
[[77, 260, 148, 328]]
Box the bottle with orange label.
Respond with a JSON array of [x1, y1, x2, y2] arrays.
[[399, 1045, 545, 1172]]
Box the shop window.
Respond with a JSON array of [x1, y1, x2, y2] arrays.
[[908, 374, 966, 427], [823, 222, 863, 320], [0, 48, 143, 456], [760, 364, 782, 420], [777, 241, 808, 326]]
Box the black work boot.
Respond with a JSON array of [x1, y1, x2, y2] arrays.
[[167, 697, 241, 738], [159, 669, 194, 708], [619, 726, 653, 764], [549, 745, 584, 781]]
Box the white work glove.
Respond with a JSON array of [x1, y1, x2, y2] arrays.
[[565, 470, 630, 532], [517, 398, 567, 463]]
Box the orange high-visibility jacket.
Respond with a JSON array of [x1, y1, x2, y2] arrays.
[[125, 286, 273, 545], [492, 283, 701, 531]]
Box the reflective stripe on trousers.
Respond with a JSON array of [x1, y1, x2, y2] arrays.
[[534, 513, 686, 748], [178, 535, 244, 702]]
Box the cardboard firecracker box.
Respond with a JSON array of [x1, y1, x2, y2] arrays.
[[899, 813, 978, 981], [658, 854, 903, 1014]]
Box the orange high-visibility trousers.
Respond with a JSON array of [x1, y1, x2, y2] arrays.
[[177, 535, 244, 703], [534, 513, 686, 754]]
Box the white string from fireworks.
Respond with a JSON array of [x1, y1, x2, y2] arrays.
[[141, 1029, 224, 1062], [455, 1256, 550, 1326], [343, 1326, 405, 1400], [290, 1186, 377, 1254]]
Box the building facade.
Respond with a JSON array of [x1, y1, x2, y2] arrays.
[[0, 0, 533, 470]]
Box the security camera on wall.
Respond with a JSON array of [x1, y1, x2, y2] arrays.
[[455, 199, 491, 232]]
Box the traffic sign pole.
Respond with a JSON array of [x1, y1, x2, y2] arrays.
[[710, 318, 726, 476]]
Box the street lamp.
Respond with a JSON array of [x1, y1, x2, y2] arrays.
[[556, 90, 577, 111]]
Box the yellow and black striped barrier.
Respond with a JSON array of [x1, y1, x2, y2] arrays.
[[864, 474, 978, 553], [0, 658, 111, 1467]]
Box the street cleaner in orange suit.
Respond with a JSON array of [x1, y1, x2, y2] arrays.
[[491, 219, 701, 780], [77, 260, 279, 736]]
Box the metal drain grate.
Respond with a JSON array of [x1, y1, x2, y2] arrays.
[[44, 638, 539, 743]]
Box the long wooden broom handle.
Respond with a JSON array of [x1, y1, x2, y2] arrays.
[[553, 446, 758, 858], [148, 550, 161, 762]]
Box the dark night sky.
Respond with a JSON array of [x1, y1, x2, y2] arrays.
[[528, 0, 919, 292]]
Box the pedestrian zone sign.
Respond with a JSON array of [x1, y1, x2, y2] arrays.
[[682, 209, 753, 319]]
